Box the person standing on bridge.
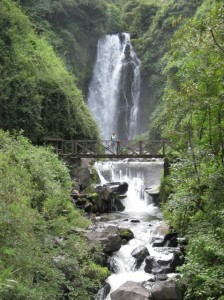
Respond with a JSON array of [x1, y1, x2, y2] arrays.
[[111, 132, 117, 153]]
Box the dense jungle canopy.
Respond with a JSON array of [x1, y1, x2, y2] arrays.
[[0, 0, 223, 299]]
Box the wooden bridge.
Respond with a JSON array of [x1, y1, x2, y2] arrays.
[[45, 139, 170, 159]]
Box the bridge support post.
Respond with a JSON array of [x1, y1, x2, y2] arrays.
[[139, 141, 143, 155], [164, 157, 170, 177], [71, 142, 74, 155], [162, 141, 166, 156], [117, 141, 120, 156]]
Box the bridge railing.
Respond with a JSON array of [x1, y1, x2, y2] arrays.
[[45, 139, 170, 158]]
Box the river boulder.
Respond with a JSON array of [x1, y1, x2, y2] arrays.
[[153, 233, 178, 247], [131, 245, 150, 261], [119, 228, 134, 241], [144, 256, 159, 273], [151, 279, 182, 300], [86, 225, 122, 254], [94, 182, 128, 213], [169, 249, 185, 272], [111, 281, 152, 300], [98, 182, 128, 195]]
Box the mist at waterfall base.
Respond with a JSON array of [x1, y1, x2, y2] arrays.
[[94, 161, 173, 300], [87, 33, 141, 140]]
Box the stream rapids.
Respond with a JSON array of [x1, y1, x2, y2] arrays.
[[93, 159, 175, 299]]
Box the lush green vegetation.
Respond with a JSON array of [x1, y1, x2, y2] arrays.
[[0, 130, 109, 299], [122, 0, 203, 130], [156, 1, 224, 299], [1, 0, 224, 299], [19, 0, 124, 92], [0, 0, 99, 143]]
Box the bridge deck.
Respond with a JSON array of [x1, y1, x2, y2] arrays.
[[45, 139, 170, 159]]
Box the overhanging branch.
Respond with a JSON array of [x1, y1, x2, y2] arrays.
[[210, 29, 224, 54]]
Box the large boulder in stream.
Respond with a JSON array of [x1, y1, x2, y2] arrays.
[[111, 281, 151, 300], [86, 225, 122, 254], [153, 233, 178, 248], [151, 279, 182, 300], [144, 256, 159, 273], [131, 245, 150, 261], [119, 228, 134, 241], [94, 182, 128, 213]]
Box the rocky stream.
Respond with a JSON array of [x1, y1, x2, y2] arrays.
[[73, 159, 185, 300]]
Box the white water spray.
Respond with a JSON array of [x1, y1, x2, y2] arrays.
[[94, 160, 174, 299], [88, 33, 141, 140]]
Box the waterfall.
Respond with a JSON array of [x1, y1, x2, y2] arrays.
[[88, 33, 141, 140], [88, 32, 176, 300]]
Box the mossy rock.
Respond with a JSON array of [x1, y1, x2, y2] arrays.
[[91, 167, 100, 184], [119, 228, 134, 241]]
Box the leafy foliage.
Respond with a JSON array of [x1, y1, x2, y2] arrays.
[[122, 0, 203, 133], [0, 130, 108, 299], [158, 1, 224, 299], [19, 0, 124, 92], [0, 0, 99, 143]]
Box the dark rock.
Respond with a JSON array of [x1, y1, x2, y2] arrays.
[[94, 182, 127, 213], [71, 189, 79, 199], [153, 233, 179, 247], [75, 198, 87, 206], [163, 233, 178, 246], [95, 283, 111, 300], [99, 182, 128, 195], [131, 245, 150, 261], [118, 32, 125, 43], [124, 43, 131, 60], [155, 274, 168, 281], [147, 277, 156, 283], [117, 182, 128, 194], [152, 267, 166, 275], [134, 259, 144, 270], [145, 187, 160, 204], [130, 32, 138, 39], [108, 257, 120, 273], [84, 201, 93, 213], [119, 194, 127, 199], [157, 258, 171, 266], [169, 250, 185, 272], [141, 279, 155, 290], [167, 237, 178, 247], [86, 225, 122, 254], [151, 279, 182, 300], [131, 219, 140, 223], [111, 281, 151, 300], [119, 228, 134, 241], [152, 238, 164, 247], [144, 256, 159, 273], [152, 267, 173, 275], [121, 239, 128, 245]]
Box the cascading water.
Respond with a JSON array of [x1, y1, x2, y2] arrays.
[[94, 160, 175, 300], [87, 32, 179, 300], [87, 33, 141, 140]]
